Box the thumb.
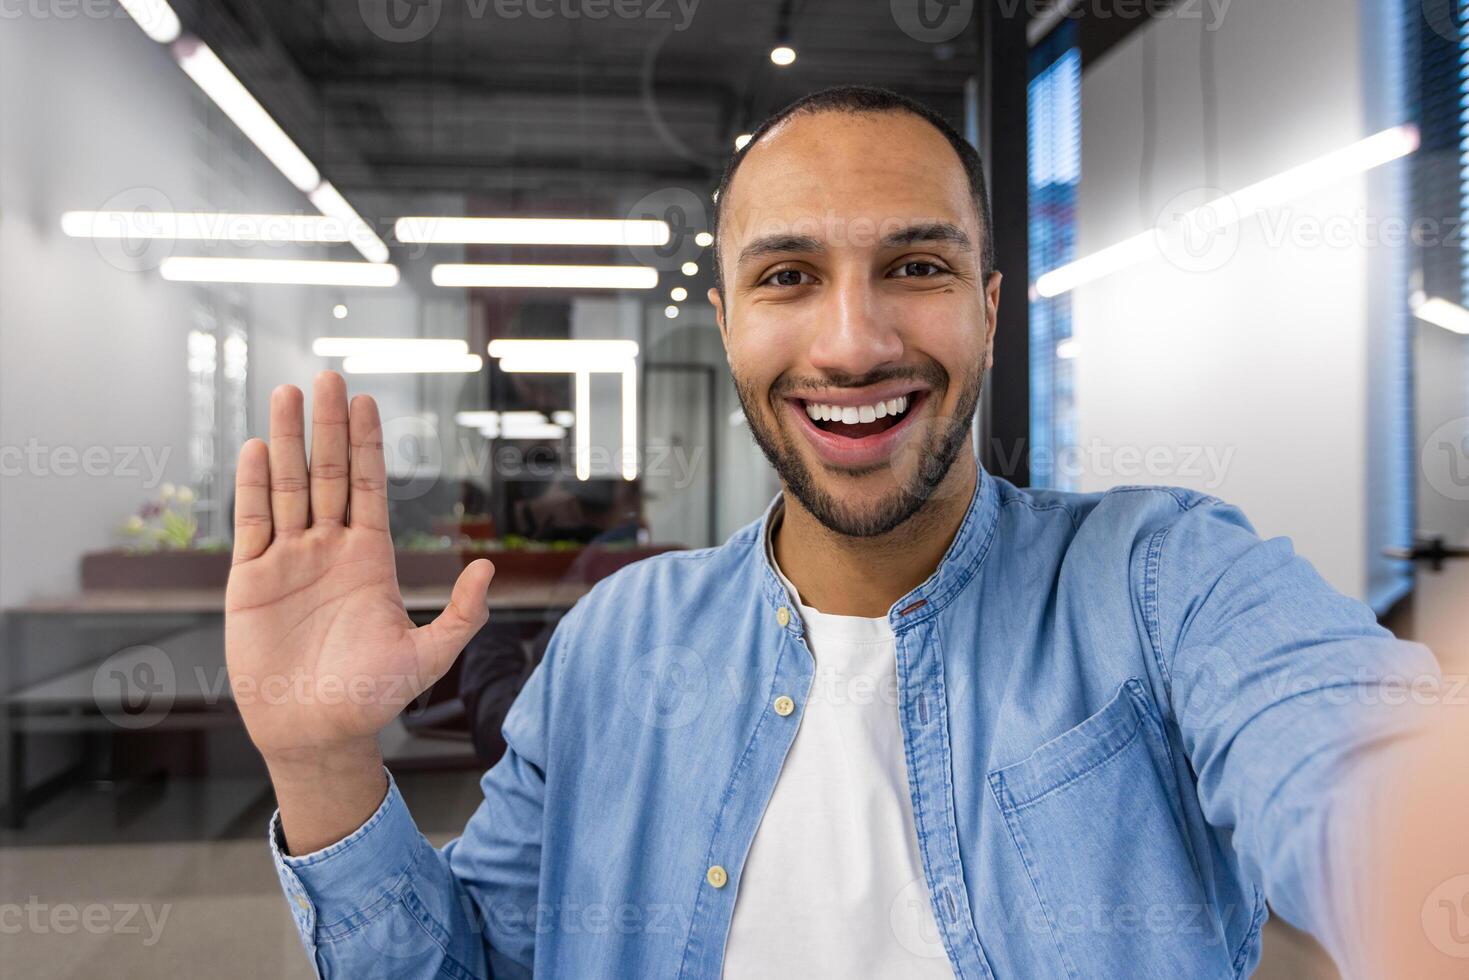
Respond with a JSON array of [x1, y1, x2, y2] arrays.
[[411, 559, 494, 679]]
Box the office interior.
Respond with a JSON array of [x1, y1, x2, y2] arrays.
[[1, 0, 1466, 976]]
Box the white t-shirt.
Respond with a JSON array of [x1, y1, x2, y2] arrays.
[[720, 520, 956, 979]]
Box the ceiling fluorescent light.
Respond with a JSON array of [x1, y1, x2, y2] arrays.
[[315, 338, 468, 358], [1412, 295, 1469, 336], [487, 339, 639, 372], [432, 264, 657, 290], [396, 217, 671, 247], [1035, 124, 1421, 299], [454, 411, 566, 439], [61, 211, 354, 244], [342, 354, 484, 374], [308, 181, 390, 263], [1035, 233, 1155, 299], [171, 38, 320, 193], [160, 257, 399, 287], [117, 0, 181, 43], [488, 340, 639, 480]]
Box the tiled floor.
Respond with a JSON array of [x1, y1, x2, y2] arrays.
[[0, 771, 484, 978]]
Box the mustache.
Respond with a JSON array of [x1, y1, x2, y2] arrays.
[[770, 363, 947, 400]]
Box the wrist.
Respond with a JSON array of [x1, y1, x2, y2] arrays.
[[265, 741, 388, 855]]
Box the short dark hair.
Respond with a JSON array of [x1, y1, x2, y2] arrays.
[[711, 84, 996, 295]]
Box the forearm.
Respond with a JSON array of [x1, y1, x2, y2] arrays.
[[266, 738, 388, 855], [1363, 706, 1469, 978]]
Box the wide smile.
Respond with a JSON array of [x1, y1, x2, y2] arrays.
[[783, 387, 931, 470]]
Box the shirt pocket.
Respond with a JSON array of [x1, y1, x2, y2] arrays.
[[986, 679, 1238, 980]]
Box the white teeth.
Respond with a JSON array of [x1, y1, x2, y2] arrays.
[[804, 394, 914, 425]]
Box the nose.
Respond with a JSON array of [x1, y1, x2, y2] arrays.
[[806, 269, 904, 378]]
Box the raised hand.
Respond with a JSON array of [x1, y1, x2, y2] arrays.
[[225, 372, 493, 851]]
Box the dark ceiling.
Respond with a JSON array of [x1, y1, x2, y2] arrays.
[[173, 0, 982, 216]]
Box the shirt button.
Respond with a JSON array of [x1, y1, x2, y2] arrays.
[[706, 865, 729, 888], [776, 606, 790, 627], [294, 894, 308, 911], [773, 695, 795, 716]]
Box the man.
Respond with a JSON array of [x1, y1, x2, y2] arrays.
[[227, 87, 1455, 978]]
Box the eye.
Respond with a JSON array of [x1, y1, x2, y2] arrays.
[[891, 260, 948, 279], [760, 268, 812, 288]]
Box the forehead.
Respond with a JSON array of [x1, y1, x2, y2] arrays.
[[721, 110, 978, 252]]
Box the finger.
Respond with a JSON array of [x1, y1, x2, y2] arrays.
[[347, 394, 391, 532], [269, 385, 310, 534], [309, 371, 350, 527], [411, 560, 494, 680], [232, 438, 272, 563]]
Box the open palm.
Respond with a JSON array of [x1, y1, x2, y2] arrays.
[[224, 373, 493, 760]]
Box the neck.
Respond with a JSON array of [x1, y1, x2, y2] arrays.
[[772, 450, 979, 618]]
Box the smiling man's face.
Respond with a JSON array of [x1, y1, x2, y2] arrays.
[[710, 109, 1002, 538]]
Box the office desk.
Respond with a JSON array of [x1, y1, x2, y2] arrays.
[[1, 582, 587, 827]]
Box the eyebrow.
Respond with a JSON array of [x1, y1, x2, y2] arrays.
[[734, 222, 974, 269], [879, 221, 973, 251], [736, 234, 825, 267]]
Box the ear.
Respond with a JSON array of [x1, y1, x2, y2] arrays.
[[982, 271, 1002, 372], [708, 287, 730, 348]]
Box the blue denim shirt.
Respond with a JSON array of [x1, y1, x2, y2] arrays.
[[270, 468, 1435, 978]]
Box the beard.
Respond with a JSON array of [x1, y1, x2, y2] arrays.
[[733, 358, 984, 539]]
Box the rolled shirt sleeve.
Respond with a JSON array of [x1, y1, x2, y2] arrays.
[[269, 770, 493, 979]]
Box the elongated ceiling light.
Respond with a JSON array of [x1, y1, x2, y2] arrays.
[[1411, 294, 1469, 335], [1035, 124, 1421, 298], [172, 39, 319, 194], [117, 0, 181, 43], [487, 340, 639, 480], [454, 411, 568, 440], [313, 338, 468, 358], [309, 182, 390, 263], [396, 217, 670, 247], [342, 354, 482, 374], [432, 265, 657, 290], [60, 211, 355, 244], [167, 38, 389, 264], [160, 257, 398, 287]]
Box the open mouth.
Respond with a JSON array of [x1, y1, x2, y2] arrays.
[[800, 391, 923, 439]]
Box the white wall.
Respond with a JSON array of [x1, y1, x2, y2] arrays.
[[1071, 0, 1403, 600], [0, 13, 448, 607]]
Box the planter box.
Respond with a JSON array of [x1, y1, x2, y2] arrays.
[[82, 549, 233, 590], [80, 545, 681, 591]]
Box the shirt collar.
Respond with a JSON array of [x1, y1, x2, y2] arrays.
[[757, 463, 1000, 635]]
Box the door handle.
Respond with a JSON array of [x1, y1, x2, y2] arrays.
[[1384, 535, 1469, 571]]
